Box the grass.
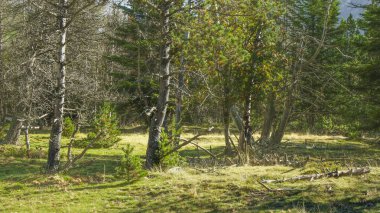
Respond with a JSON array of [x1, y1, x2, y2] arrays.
[[0, 129, 379, 212]]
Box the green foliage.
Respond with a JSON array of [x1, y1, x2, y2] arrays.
[[62, 117, 75, 138], [158, 131, 184, 168], [115, 144, 146, 183], [73, 103, 121, 149], [107, 2, 161, 126], [0, 123, 10, 142], [355, 1, 380, 131]]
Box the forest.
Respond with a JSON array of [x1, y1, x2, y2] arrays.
[[0, 0, 379, 212]]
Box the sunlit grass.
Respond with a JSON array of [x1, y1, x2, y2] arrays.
[[0, 129, 379, 212]]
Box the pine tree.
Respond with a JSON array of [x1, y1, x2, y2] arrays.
[[357, 1, 380, 131]]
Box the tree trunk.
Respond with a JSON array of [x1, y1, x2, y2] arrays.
[[306, 113, 316, 134], [145, 2, 171, 169], [261, 92, 275, 141], [242, 87, 253, 155], [47, 0, 68, 172], [0, 9, 4, 121], [4, 118, 23, 145], [24, 122, 30, 158], [231, 105, 244, 132], [163, 109, 172, 136], [270, 96, 292, 146], [223, 82, 233, 155], [271, 61, 300, 147], [175, 50, 185, 141]]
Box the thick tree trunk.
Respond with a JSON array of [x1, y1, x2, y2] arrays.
[[47, 0, 68, 172], [4, 118, 23, 145], [145, 2, 171, 169], [271, 61, 299, 147], [163, 109, 172, 135], [261, 92, 275, 141], [270, 97, 292, 146]]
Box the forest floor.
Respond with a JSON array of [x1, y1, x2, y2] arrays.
[[0, 127, 379, 212]]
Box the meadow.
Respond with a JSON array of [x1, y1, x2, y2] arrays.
[[0, 128, 379, 212]]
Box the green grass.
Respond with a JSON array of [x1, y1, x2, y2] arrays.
[[0, 130, 379, 212]]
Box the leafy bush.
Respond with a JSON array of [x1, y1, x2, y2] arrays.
[[73, 103, 120, 148], [115, 144, 146, 183], [62, 117, 75, 138]]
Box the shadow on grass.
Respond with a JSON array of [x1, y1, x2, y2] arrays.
[[71, 180, 135, 192], [255, 194, 380, 212], [0, 158, 44, 182], [0, 156, 120, 183]]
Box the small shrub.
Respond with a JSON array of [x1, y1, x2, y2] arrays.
[[0, 123, 10, 142], [158, 131, 185, 168], [73, 103, 120, 148], [115, 144, 146, 183], [62, 117, 75, 138]]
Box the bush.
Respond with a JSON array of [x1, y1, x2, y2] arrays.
[[62, 117, 75, 138], [158, 131, 184, 168], [73, 103, 120, 148], [0, 123, 10, 143], [73, 132, 120, 149], [115, 144, 146, 183]]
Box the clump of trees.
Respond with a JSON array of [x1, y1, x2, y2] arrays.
[[0, 0, 379, 172]]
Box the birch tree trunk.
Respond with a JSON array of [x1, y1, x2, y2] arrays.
[[47, 0, 68, 172], [242, 79, 253, 156], [145, 1, 172, 169], [24, 122, 30, 158]]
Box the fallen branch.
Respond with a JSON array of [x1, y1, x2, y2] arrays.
[[229, 135, 243, 163], [60, 133, 103, 173], [161, 127, 214, 159], [261, 167, 371, 184], [189, 142, 217, 159]]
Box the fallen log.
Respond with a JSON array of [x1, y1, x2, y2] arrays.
[[261, 167, 371, 184]]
